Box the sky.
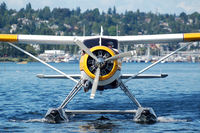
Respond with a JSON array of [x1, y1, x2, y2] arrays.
[[0, 0, 200, 15]]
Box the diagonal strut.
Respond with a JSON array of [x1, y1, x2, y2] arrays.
[[124, 42, 193, 83], [7, 42, 78, 83]]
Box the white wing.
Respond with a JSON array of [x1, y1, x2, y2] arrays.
[[1, 33, 200, 45], [0, 34, 97, 45], [106, 33, 200, 44]]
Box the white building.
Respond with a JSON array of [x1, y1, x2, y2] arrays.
[[44, 50, 65, 55], [38, 50, 65, 62]]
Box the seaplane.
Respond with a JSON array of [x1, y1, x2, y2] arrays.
[[1, 27, 200, 123]]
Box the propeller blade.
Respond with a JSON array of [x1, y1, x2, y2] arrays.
[[90, 67, 100, 99], [74, 38, 98, 61], [105, 51, 134, 61]]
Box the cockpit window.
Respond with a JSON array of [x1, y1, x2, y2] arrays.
[[83, 38, 118, 49]]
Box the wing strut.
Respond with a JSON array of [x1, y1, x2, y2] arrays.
[[7, 42, 78, 83], [124, 42, 193, 83]]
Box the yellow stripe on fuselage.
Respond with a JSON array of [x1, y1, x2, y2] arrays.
[[0, 34, 18, 42], [184, 33, 200, 41]]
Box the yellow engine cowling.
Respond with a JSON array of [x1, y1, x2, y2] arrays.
[[80, 46, 121, 81]]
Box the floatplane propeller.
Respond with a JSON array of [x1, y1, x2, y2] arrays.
[[75, 38, 135, 99], [1, 27, 200, 123]]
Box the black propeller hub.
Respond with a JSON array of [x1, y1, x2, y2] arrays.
[[87, 49, 114, 76]]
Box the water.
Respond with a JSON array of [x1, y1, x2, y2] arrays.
[[0, 62, 200, 132]]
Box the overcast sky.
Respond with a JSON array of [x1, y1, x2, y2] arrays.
[[1, 0, 200, 15]]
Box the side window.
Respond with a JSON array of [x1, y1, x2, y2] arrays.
[[102, 38, 118, 49], [83, 38, 99, 48]]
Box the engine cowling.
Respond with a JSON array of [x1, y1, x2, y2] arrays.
[[80, 46, 120, 81]]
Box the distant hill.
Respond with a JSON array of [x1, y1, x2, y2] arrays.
[[0, 2, 200, 57]]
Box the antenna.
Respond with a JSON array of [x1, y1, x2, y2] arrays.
[[83, 24, 85, 36], [100, 26, 103, 36], [99, 26, 103, 46], [116, 24, 118, 36]]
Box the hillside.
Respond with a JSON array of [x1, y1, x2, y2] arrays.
[[0, 2, 200, 57]]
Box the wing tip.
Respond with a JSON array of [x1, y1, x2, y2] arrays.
[[0, 34, 18, 42], [184, 33, 200, 41]]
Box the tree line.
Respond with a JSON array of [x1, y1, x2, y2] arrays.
[[0, 2, 200, 58]]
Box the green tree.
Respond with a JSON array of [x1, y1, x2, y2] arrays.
[[108, 26, 116, 35], [39, 6, 51, 20], [180, 12, 188, 23], [0, 2, 7, 14], [25, 45, 37, 55], [113, 6, 116, 15], [107, 8, 112, 15]]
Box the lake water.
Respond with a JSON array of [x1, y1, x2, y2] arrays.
[[0, 62, 200, 132]]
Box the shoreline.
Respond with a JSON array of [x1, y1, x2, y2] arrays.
[[0, 57, 199, 63], [0, 57, 36, 62]]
